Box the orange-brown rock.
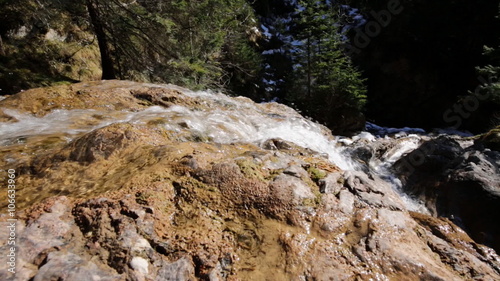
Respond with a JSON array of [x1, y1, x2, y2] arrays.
[[0, 81, 499, 280]]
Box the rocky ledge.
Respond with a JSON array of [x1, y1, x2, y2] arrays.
[[0, 80, 499, 280], [393, 135, 500, 255]]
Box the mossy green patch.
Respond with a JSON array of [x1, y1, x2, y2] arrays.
[[235, 158, 266, 182], [307, 166, 327, 182], [265, 169, 283, 181], [0, 31, 100, 94], [473, 126, 500, 151], [177, 176, 217, 192]]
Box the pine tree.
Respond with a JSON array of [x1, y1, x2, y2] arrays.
[[249, 0, 297, 101], [289, 0, 366, 134], [82, 0, 261, 91], [85, 0, 116, 79], [473, 46, 500, 130]]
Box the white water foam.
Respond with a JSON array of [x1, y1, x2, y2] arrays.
[[0, 90, 429, 213], [0, 90, 356, 170], [0, 107, 177, 146], [368, 135, 430, 214]]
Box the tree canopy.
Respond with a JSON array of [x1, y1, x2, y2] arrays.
[[2, 0, 500, 134]]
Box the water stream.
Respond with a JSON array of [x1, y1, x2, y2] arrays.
[[1, 90, 431, 212]]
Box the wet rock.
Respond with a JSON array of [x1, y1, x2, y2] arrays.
[[344, 135, 422, 172], [0, 80, 198, 116], [394, 137, 500, 250], [475, 127, 500, 151], [318, 171, 343, 195], [156, 257, 196, 281], [2, 154, 500, 281], [270, 174, 316, 206], [193, 162, 274, 212], [261, 138, 293, 150], [283, 164, 309, 179], [1, 81, 500, 280], [67, 123, 168, 163], [0, 196, 117, 281], [394, 136, 463, 178], [350, 146, 373, 165], [344, 171, 405, 211], [411, 212, 500, 280], [338, 190, 355, 214], [394, 135, 500, 253], [34, 252, 120, 281], [0, 109, 17, 122], [130, 87, 193, 108], [207, 262, 225, 281], [437, 149, 500, 253], [262, 151, 304, 170], [130, 256, 149, 275], [392, 136, 464, 212]]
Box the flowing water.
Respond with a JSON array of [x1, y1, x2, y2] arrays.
[[0, 90, 357, 170], [0, 89, 429, 211], [369, 135, 430, 214]]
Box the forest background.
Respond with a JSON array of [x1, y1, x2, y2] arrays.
[[1, 0, 499, 135]]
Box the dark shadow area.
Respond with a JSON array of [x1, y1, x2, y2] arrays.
[[393, 136, 500, 252]]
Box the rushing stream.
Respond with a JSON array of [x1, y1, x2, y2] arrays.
[[1, 88, 433, 212], [3, 82, 500, 281]]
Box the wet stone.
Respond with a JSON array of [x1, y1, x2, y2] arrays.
[[1, 81, 500, 280]]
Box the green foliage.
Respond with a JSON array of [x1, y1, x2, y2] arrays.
[[307, 166, 327, 182], [287, 0, 366, 134], [468, 2, 500, 131], [477, 45, 500, 103], [471, 44, 500, 130], [0, 42, 77, 94], [0, 0, 261, 94], [83, 0, 261, 92], [1, 0, 364, 130], [0, 0, 39, 36], [0, 0, 100, 94]]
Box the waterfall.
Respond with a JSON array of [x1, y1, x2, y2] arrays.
[[1, 89, 431, 212]]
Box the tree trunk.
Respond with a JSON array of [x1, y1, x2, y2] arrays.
[[307, 36, 311, 98], [0, 35, 5, 56], [86, 0, 116, 80]]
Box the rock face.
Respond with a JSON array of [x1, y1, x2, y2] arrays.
[[1, 80, 500, 280], [394, 136, 500, 254]]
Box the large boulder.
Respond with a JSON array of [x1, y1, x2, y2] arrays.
[[394, 136, 500, 253], [438, 149, 500, 252]]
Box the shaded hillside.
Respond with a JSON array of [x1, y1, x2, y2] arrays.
[[0, 0, 262, 97], [0, 0, 101, 94]]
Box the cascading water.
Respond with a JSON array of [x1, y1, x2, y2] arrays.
[[0, 90, 357, 170], [1, 88, 428, 211], [367, 134, 431, 214]]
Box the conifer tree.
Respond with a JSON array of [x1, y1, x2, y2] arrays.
[[289, 0, 366, 134], [473, 45, 500, 130], [249, 0, 297, 101], [68, 0, 260, 90], [477, 46, 500, 104]]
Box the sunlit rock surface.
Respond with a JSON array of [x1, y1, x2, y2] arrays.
[[0, 80, 499, 280]]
